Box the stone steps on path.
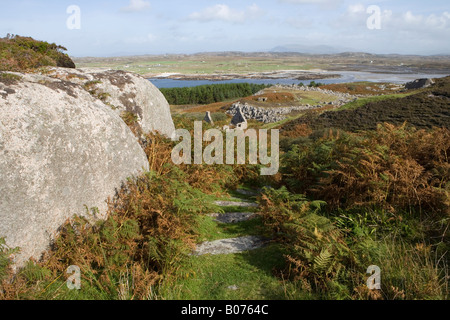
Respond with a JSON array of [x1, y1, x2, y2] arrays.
[[193, 193, 266, 256], [193, 236, 269, 256], [208, 212, 257, 224], [214, 200, 258, 208], [235, 189, 258, 196]]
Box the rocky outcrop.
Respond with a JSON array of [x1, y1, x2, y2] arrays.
[[227, 102, 316, 123], [0, 71, 150, 267], [46, 67, 176, 139]]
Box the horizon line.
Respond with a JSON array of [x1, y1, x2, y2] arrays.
[[70, 50, 450, 59]]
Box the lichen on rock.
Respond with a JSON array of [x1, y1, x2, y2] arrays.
[[46, 67, 176, 139], [0, 71, 154, 267]]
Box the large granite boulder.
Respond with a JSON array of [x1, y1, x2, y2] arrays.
[[0, 71, 150, 267], [46, 67, 176, 139]]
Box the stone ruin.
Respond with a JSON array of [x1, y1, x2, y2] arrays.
[[405, 78, 435, 90], [230, 107, 248, 130]]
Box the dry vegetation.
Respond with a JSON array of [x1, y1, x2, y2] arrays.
[[0, 35, 75, 72], [258, 122, 449, 299], [281, 124, 449, 216]]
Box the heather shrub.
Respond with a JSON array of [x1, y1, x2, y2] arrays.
[[0, 34, 75, 72]]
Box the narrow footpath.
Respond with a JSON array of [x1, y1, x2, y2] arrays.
[[160, 189, 292, 300]]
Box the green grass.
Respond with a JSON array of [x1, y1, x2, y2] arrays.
[[157, 187, 299, 300], [196, 215, 264, 242], [294, 91, 339, 105], [260, 113, 304, 130], [227, 190, 258, 201], [158, 243, 302, 300], [337, 92, 418, 111]]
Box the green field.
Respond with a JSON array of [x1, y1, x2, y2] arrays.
[[74, 55, 323, 77], [73, 52, 450, 78]]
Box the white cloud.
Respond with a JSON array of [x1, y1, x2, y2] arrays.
[[121, 0, 151, 12], [279, 0, 342, 9], [188, 4, 264, 23], [328, 5, 450, 54], [347, 3, 365, 15], [398, 10, 450, 30], [390, 10, 450, 32], [332, 4, 391, 28], [337, 4, 450, 32], [280, 0, 338, 3], [403, 11, 422, 24]]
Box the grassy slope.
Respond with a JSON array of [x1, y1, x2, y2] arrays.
[[282, 76, 450, 133], [335, 92, 418, 111]]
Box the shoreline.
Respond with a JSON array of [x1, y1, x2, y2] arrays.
[[144, 69, 449, 83], [144, 70, 341, 81]]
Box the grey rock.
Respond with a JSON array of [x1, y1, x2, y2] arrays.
[[46, 67, 176, 139], [208, 212, 256, 224], [0, 71, 150, 267], [235, 189, 258, 196], [227, 100, 330, 124], [193, 236, 267, 256], [214, 200, 258, 208]]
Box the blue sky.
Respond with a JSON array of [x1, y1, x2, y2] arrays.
[[1, 0, 449, 57]]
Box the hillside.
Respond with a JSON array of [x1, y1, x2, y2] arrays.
[[282, 76, 450, 133], [0, 34, 75, 72]]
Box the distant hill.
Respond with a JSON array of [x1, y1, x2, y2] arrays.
[[0, 34, 75, 72], [270, 44, 354, 54]]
